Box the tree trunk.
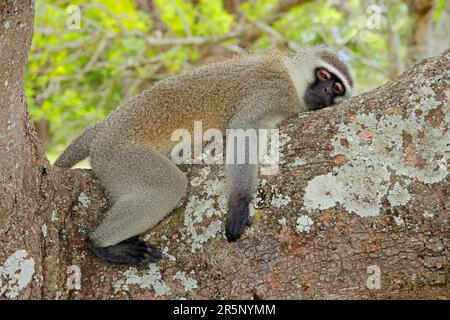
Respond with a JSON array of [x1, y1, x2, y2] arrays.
[[1, 1, 449, 300], [405, 0, 434, 62], [0, 0, 49, 299], [33, 120, 49, 150], [405, 0, 450, 62]]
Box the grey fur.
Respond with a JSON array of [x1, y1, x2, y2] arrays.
[[54, 121, 102, 168]]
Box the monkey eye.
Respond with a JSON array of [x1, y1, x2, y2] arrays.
[[316, 68, 331, 82], [333, 82, 345, 95]]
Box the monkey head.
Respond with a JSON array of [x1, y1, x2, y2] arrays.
[[296, 48, 354, 111]]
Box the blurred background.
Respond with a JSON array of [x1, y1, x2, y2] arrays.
[[27, 0, 449, 162]]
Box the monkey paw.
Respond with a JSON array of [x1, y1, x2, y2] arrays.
[[225, 200, 250, 242], [88, 236, 162, 267]]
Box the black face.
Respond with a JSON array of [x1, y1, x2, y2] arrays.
[[304, 68, 346, 111]]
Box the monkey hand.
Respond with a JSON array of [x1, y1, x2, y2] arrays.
[[225, 198, 252, 242]]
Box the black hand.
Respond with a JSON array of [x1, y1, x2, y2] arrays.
[[225, 196, 251, 242]]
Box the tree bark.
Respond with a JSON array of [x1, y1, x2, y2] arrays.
[[0, 0, 49, 299], [1, 1, 449, 300]]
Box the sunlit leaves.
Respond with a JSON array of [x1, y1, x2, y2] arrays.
[[27, 0, 152, 154]]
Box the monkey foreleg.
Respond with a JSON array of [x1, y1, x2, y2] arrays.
[[225, 191, 252, 241], [225, 163, 257, 241]]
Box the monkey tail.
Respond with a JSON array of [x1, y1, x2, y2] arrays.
[[54, 121, 102, 168]]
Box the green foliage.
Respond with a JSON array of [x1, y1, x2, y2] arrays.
[[434, 0, 449, 22], [28, 0, 152, 154], [240, 0, 279, 20], [27, 0, 437, 156]]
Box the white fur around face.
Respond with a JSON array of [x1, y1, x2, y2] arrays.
[[281, 55, 315, 111], [281, 50, 353, 110]]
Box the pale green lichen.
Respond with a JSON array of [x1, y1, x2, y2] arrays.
[[338, 164, 391, 217], [296, 215, 314, 233], [394, 216, 405, 226], [203, 178, 227, 210], [162, 247, 176, 262], [388, 182, 411, 207], [0, 250, 35, 298], [77, 192, 91, 209], [115, 264, 171, 297], [270, 193, 292, 208], [173, 271, 198, 292], [303, 174, 344, 210], [190, 167, 211, 187], [289, 157, 307, 168], [41, 224, 48, 238], [423, 211, 434, 219], [184, 173, 227, 252], [51, 209, 58, 222], [190, 177, 203, 187], [303, 72, 448, 217]]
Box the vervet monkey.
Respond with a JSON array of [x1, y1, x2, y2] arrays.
[[55, 47, 354, 266]]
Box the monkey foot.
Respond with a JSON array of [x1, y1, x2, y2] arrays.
[[225, 199, 250, 242], [88, 236, 162, 267]]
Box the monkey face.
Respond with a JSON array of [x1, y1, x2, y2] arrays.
[[304, 67, 346, 111]]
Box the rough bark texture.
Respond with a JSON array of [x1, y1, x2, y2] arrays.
[[1, 1, 449, 300], [0, 0, 50, 300]]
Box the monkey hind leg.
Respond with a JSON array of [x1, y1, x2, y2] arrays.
[[88, 235, 162, 266], [89, 192, 168, 266], [89, 139, 187, 266]]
